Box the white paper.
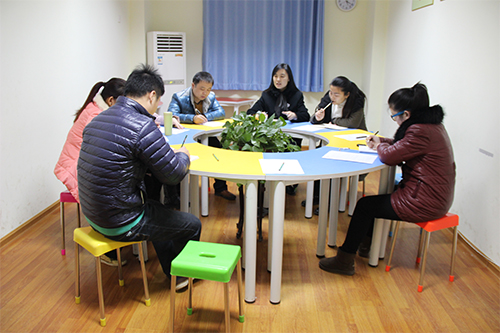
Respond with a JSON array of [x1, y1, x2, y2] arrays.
[[335, 133, 369, 141], [291, 124, 324, 132], [259, 159, 304, 174], [323, 123, 348, 130], [201, 121, 225, 127], [322, 150, 378, 164], [358, 145, 378, 154], [190, 156, 199, 162], [172, 128, 189, 135]]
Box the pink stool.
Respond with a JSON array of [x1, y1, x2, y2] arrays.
[[60, 191, 81, 255], [385, 213, 459, 292]]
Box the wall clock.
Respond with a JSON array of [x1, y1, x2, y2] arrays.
[[337, 0, 357, 12]]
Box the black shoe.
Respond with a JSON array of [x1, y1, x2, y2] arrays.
[[286, 184, 298, 196], [259, 207, 269, 218], [301, 196, 320, 207], [319, 249, 356, 276], [314, 207, 319, 216], [215, 190, 236, 200], [358, 236, 372, 258]]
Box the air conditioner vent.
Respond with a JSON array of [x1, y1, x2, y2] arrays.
[[156, 35, 184, 53]]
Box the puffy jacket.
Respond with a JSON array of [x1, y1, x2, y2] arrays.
[[78, 96, 190, 229], [54, 95, 109, 202], [247, 88, 309, 122], [378, 123, 455, 222], [168, 87, 225, 123], [310, 91, 367, 130]]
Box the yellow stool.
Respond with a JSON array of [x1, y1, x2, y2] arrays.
[[74, 226, 150, 326], [170, 240, 244, 333]]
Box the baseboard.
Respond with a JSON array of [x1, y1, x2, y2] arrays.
[[458, 230, 500, 277], [0, 201, 59, 247]]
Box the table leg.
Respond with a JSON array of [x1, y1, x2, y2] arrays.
[[180, 176, 189, 213], [304, 137, 317, 219], [201, 137, 209, 217], [328, 178, 340, 248], [244, 180, 258, 303], [189, 175, 200, 218], [339, 177, 348, 212], [269, 181, 285, 304], [316, 179, 330, 257], [348, 176, 359, 216]]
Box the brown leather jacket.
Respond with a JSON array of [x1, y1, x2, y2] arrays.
[[377, 123, 455, 222]]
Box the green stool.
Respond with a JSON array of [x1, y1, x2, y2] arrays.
[[170, 241, 244, 333]]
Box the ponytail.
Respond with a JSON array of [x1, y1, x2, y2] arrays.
[[74, 78, 126, 122]]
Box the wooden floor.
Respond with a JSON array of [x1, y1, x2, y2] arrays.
[[1, 171, 499, 333]]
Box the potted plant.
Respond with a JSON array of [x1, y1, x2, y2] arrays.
[[220, 112, 300, 153]]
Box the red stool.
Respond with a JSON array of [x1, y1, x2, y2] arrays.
[[60, 191, 81, 255], [385, 213, 459, 292]]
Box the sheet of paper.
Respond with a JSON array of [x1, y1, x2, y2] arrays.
[[323, 123, 348, 130], [259, 159, 304, 174], [335, 133, 369, 141], [172, 128, 189, 135], [201, 121, 225, 127], [291, 124, 325, 132], [190, 156, 199, 162], [322, 150, 378, 164], [358, 145, 378, 154]]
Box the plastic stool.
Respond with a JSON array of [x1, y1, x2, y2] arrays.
[[170, 240, 244, 333], [60, 191, 81, 255], [74, 227, 150, 326], [385, 213, 459, 292]]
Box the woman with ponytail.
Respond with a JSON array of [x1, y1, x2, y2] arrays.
[[319, 83, 455, 276], [54, 78, 126, 202], [311, 76, 367, 130]]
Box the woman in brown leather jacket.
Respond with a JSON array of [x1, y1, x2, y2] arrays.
[[319, 83, 456, 276]]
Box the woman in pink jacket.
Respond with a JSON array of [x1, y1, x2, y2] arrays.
[[319, 83, 455, 276], [54, 78, 126, 202]]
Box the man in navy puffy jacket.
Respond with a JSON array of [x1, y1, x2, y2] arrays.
[[78, 64, 201, 290]]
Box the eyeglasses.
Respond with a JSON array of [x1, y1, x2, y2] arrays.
[[390, 110, 405, 121]]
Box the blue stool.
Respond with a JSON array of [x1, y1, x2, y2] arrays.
[[170, 241, 244, 333]]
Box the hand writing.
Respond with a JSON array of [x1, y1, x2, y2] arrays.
[[193, 114, 208, 124]]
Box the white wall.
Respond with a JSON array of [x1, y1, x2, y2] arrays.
[[378, 0, 500, 264], [0, 0, 133, 238]]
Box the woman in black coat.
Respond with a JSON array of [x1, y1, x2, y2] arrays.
[[247, 63, 309, 122]]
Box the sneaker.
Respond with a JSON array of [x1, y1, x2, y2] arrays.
[[100, 254, 127, 267], [215, 190, 236, 200], [286, 185, 298, 196]]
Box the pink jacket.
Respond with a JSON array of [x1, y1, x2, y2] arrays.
[[54, 98, 107, 202]]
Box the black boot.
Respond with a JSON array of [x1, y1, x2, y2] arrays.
[[358, 236, 372, 258], [319, 249, 355, 275]]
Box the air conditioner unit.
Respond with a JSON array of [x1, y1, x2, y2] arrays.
[[147, 31, 187, 113]]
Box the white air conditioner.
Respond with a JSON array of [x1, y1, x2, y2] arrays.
[[147, 31, 187, 113]]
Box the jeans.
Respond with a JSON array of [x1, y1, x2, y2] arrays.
[[107, 200, 201, 276], [341, 194, 400, 254]]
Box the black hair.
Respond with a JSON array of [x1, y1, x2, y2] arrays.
[[124, 64, 165, 99], [330, 76, 366, 118], [192, 71, 214, 85], [265, 63, 299, 94], [74, 78, 126, 122], [388, 82, 429, 114]]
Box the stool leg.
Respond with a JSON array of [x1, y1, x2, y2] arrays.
[[418, 231, 431, 292], [188, 278, 193, 315], [224, 283, 230, 333], [117, 249, 124, 286], [385, 221, 400, 271], [138, 242, 151, 306], [237, 260, 244, 323], [60, 202, 65, 255], [170, 275, 176, 333], [75, 242, 80, 304], [76, 203, 81, 227], [416, 228, 425, 264], [450, 226, 458, 282], [95, 257, 106, 326]]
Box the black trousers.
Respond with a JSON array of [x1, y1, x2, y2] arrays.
[[341, 194, 401, 254]]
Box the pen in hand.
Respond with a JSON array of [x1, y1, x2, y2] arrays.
[[367, 131, 379, 143], [180, 135, 188, 147]]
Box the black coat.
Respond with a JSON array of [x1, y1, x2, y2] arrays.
[[78, 96, 190, 229], [247, 88, 309, 122]]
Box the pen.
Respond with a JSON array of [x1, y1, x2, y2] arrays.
[[195, 108, 202, 115], [317, 102, 332, 112], [180, 135, 188, 147], [356, 135, 367, 139], [212, 153, 219, 161], [367, 131, 379, 143], [279, 162, 285, 171]]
